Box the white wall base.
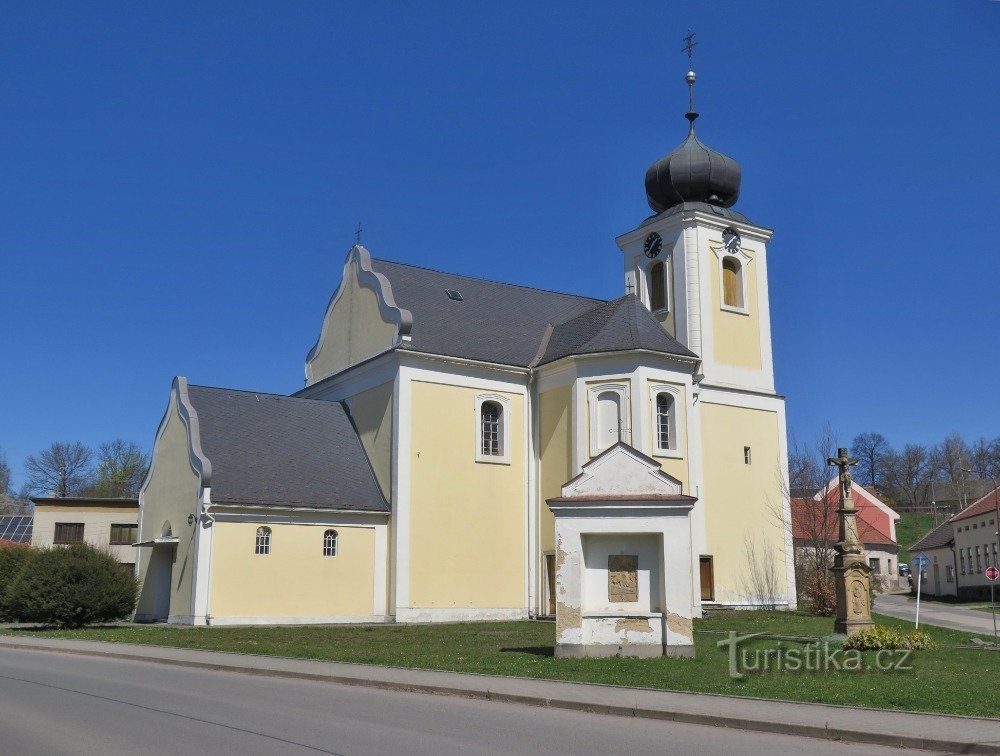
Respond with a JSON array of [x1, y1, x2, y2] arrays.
[[207, 615, 392, 626], [395, 607, 529, 623]]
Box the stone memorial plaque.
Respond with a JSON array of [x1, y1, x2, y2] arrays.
[[608, 555, 639, 602]]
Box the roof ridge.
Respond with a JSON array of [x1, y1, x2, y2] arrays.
[[187, 384, 328, 403], [371, 257, 607, 304]]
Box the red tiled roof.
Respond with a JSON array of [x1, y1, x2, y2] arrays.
[[790, 496, 896, 547], [950, 488, 1000, 523]]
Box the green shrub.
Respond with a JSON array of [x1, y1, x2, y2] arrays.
[[843, 625, 938, 651], [0, 545, 32, 621], [5, 543, 137, 628]]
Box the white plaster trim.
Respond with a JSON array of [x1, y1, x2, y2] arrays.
[[394, 607, 529, 623], [208, 615, 392, 626], [393, 366, 413, 614], [474, 393, 512, 465], [586, 382, 630, 458], [710, 241, 752, 316], [648, 383, 684, 458], [304, 245, 414, 384], [296, 350, 399, 402]]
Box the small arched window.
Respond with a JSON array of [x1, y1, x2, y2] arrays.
[[649, 261, 666, 311], [596, 391, 622, 451], [655, 393, 675, 451], [255, 526, 271, 556], [323, 529, 338, 557], [481, 401, 502, 457], [722, 257, 744, 309]]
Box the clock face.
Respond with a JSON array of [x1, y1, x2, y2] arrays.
[[722, 228, 741, 255], [643, 232, 662, 259]]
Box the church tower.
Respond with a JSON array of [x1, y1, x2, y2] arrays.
[[615, 67, 776, 395], [615, 56, 795, 609]]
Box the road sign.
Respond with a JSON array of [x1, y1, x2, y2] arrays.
[[913, 553, 930, 570], [987, 566, 1000, 582]]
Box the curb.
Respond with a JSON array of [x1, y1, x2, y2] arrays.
[[1, 640, 997, 754]]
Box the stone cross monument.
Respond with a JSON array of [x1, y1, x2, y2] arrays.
[[827, 448, 875, 636]]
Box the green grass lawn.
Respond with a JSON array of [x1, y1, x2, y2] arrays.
[[896, 511, 940, 564], [4, 611, 997, 718]]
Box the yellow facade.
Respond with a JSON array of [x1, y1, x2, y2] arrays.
[[308, 263, 398, 383], [700, 401, 787, 602], [136, 399, 200, 620], [209, 522, 375, 618], [538, 384, 572, 554], [709, 250, 763, 370], [408, 381, 525, 609], [344, 380, 394, 499]]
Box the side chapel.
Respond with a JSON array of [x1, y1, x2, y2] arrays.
[[134, 67, 796, 640]]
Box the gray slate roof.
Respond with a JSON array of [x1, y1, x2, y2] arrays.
[[535, 294, 696, 366], [639, 200, 752, 227], [910, 519, 955, 551], [187, 386, 388, 512], [371, 259, 697, 367]]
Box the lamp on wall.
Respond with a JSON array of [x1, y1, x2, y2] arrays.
[[187, 514, 196, 526]]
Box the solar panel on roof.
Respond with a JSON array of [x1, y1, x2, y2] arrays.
[[0, 515, 32, 544], [445, 289, 463, 301]]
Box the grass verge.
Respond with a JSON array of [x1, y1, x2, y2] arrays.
[[3, 611, 997, 718]]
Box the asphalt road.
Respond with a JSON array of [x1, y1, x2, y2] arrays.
[[0, 647, 940, 756], [875, 591, 1000, 635]]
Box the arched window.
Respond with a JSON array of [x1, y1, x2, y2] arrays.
[[481, 401, 502, 457], [323, 529, 338, 557], [649, 261, 666, 311], [254, 526, 271, 556], [722, 257, 744, 309], [655, 393, 675, 451]]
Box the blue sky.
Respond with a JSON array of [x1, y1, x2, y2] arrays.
[[1, 1, 998, 486]]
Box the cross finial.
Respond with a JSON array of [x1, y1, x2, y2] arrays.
[[355, 222, 364, 245], [682, 29, 697, 68], [625, 278, 635, 295]]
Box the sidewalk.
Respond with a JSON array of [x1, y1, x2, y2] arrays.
[[1, 634, 998, 753], [876, 592, 1000, 636]]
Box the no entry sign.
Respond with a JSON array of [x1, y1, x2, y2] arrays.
[[987, 566, 1000, 582]]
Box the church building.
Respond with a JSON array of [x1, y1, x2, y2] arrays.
[[134, 70, 796, 627]]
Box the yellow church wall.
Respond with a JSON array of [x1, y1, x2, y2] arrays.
[[307, 263, 398, 384], [135, 397, 200, 621], [646, 381, 689, 492], [709, 252, 762, 370], [209, 522, 375, 618], [408, 380, 525, 609], [700, 401, 787, 603], [538, 384, 572, 554], [344, 380, 394, 500]]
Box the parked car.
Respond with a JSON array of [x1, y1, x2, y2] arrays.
[[898, 564, 911, 577]]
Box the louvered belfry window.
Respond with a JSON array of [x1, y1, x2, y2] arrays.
[[723, 257, 743, 308], [481, 401, 502, 456], [649, 262, 665, 311]]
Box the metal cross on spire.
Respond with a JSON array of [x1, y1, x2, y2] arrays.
[[682, 29, 697, 68], [355, 222, 364, 245]]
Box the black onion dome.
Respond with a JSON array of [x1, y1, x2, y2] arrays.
[[644, 128, 741, 213]]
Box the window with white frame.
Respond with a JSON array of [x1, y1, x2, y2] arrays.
[[653, 391, 677, 453], [475, 394, 511, 464], [323, 529, 338, 557], [255, 526, 271, 556], [722, 257, 745, 309], [946, 564, 954, 583], [588, 384, 628, 455]]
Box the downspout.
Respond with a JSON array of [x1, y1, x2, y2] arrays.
[[201, 493, 216, 626], [526, 366, 537, 619]]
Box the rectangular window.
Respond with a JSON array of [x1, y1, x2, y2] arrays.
[[960, 551, 966, 574], [976, 546, 982, 572], [54, 523, 84, 544], [743, 446, 752, 465], [109, 523, 138, 545], [868, 558, 880, 573], [946, 565, 954, 583]]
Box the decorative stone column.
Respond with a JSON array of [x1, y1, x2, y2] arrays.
[[827, 448, 875, 636]]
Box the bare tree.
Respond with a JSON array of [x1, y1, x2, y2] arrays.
[[23, 442, 93, 498], [884, 444, 934, 510], [81, 440, 149, 498], [970, 436, 1000, 481], [932, 434, 975, 509], [850, 431, 891, 490]]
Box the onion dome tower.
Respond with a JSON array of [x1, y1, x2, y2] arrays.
[[644, 68, 741, 213]]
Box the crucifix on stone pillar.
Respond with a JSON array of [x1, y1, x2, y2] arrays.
[[827, 447, 874, 636]]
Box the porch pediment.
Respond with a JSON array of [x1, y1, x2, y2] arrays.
[[558, 442, 685, 499]]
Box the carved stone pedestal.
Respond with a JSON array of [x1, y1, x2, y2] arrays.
[[831, 561, 874, 636]]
